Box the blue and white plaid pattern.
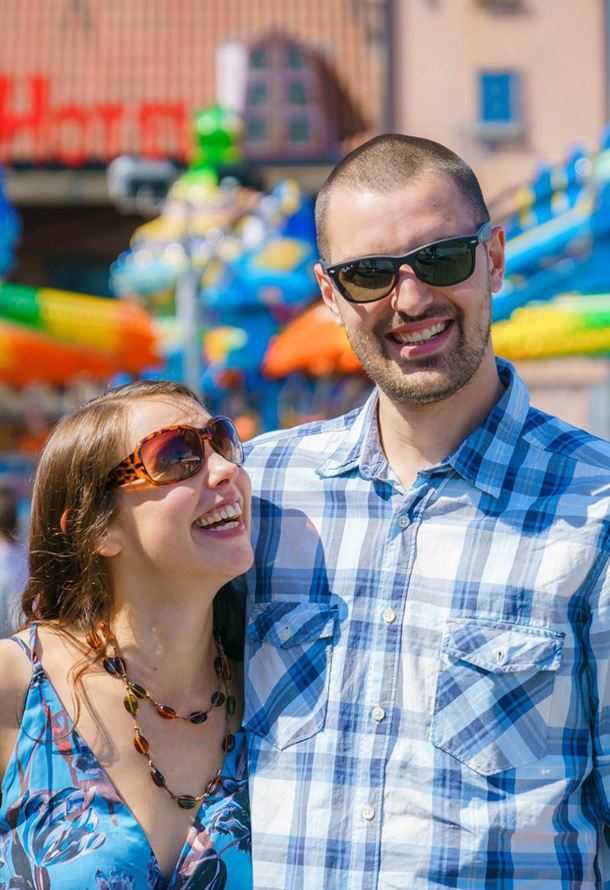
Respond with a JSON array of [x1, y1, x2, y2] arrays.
[[242, 359, 610, 890]]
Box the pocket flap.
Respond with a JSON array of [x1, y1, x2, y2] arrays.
[[442, 619, 564, 673], [247, 601, 337, 649]]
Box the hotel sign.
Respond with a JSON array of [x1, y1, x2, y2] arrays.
[[0, 75, 192, 165]]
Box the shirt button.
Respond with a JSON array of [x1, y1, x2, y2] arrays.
[[371, 706, 385, 722], [279, 626, 290, 642], [361, 804, 375, 821], [383, 608, 396, 624], [398, 515, 411, 529]]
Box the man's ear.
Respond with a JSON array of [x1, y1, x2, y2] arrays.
[[488, 225, 506, 294], [315, 263, 344, 327]]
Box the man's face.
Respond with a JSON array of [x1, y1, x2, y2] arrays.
[[316, 174, 506, 408]]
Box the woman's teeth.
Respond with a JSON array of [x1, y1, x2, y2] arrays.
[[193, 503, 242, 531], [391, 320, 450, 345]]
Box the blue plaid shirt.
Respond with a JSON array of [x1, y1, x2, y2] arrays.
[[242, 359, 610, 890]]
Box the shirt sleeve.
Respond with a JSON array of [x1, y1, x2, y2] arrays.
[[585, 552, 610, 826]]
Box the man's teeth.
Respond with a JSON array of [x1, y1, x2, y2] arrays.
[[392, 321, 449, 345], [194, 503, 242, 529]]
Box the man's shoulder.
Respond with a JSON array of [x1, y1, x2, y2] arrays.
[[522, 403, 610, 475], [244, 404, 365, 465]]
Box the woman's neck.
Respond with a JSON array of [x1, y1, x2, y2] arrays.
[[107, 588, 220, 706]]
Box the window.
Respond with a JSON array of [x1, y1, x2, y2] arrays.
[[287, 46, 303, 69], [248, 83, 268, 105], [288, 82, 307, 105], [251, 48, 268, 70], [477, 71, 523, 138], [247, 117, 268, 141], [289, 117, 310, 142]]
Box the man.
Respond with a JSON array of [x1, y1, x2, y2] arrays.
[[241, 134, 610, 889]]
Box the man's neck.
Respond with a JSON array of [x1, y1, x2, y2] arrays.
[[377, 355, 506, 491]]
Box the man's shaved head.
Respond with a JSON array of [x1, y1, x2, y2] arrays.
[[315, 133, 490, 263]]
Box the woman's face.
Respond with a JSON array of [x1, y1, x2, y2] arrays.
[[104, 397, 253, 587]]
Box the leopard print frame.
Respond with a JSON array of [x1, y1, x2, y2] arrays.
[[106, 425, 202, 488]]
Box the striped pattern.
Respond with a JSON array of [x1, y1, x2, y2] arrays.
[[242, 358, 610, 890]]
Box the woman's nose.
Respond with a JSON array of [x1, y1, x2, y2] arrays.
[[205, 446, 241, 487]]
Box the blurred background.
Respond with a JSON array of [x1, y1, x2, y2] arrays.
[[2, 0, 610, 523]]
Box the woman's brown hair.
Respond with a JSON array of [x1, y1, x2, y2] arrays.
[[21, 379, 245, 663]]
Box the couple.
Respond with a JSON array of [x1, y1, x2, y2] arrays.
[[1, 134, 610, 890]]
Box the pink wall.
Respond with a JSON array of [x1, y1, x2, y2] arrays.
[[392, 0, 607, 206]]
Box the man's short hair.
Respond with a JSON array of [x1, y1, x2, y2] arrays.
[[315, 133, 491, 263], [0, 488, 18, 540]]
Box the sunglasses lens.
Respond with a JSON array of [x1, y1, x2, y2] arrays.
[[338, 259, 395, 303], [413, 241, 474, 286], [208, 417, 244, 466], [140, 428, 204, 483]]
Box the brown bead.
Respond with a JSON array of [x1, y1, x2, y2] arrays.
[[226, 695, 236, 716], [133, 734, 149, 755], [123, 693, 138, 715], [211, 691, 225, 708], [223, 660, 232, 681], [86, 630, 102, 649], [189, 711, 208, 724], [223, 733, 235, 753], [206, 775, 221, 795], [129, 683, 147, 699], [157, 705, 177, 720], [151, 766, 166, 787], [177, 795, 198, 809]]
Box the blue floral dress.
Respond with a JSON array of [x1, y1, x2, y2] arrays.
[[0, 626, 252, 890]]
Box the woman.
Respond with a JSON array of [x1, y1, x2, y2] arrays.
[[0, 380, 253, 890]]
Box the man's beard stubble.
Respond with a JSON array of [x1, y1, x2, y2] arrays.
[[340, 289, 493, 409]]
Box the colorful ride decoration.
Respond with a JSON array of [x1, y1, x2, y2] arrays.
[[110, 107, 320, 430], [492, 294, 610, 361], [0, 167, 21, 278], [0, 282, 160, 385], [493, 126, 610, 325]]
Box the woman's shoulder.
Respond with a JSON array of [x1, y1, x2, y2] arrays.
[[0, 631, 33, 781]]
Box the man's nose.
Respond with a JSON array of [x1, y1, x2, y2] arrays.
[[390, 266, 435, 315]]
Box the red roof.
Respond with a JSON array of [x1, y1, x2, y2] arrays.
[[0, 0, 383, 165]]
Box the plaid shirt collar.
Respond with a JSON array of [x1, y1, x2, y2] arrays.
[[317, 357, 530, 499]]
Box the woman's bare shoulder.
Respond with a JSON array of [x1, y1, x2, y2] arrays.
[[0, 633, 32, 782], [0, 633, 32, 724]]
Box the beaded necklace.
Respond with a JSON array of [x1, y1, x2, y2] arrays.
[[87, 622, 236, 810]]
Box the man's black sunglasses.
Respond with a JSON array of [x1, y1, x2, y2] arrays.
[[321, 222, 493, 304]]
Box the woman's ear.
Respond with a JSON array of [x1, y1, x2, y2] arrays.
[[97, 532, 122, 558], [60, 509, 69, 534]]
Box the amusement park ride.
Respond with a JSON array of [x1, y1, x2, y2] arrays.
[[3, 114, 610, 437]]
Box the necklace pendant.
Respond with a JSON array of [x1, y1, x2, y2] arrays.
[[134, 733, 149, 755], [157, 705, 177, 719], [223, 659, 232, 681], [214, 655, 223, 675], [150, 766, 166, 787], [223, 733, 235, 753], [177, 795, 198, 809], [226, 695, 236, 716], [206, 775, 221, 795], [129, 682, 147, 699], [103, 656, 126, 677], [211, 691, 225, 708], [189, 711, 208, 724], [124, 693, 139, 715], [86, 630, 103, 649]]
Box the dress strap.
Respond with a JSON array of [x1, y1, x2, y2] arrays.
[[7, 624, 37, 664]]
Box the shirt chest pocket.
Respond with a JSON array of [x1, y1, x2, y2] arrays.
[[431, 618, 565, 776], [244, 601, 337, 750]]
